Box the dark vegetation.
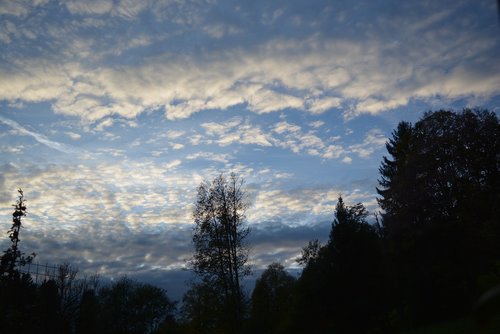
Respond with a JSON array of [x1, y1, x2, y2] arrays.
[[1, 108, 499, 333]]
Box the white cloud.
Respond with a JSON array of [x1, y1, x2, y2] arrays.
[[323, 145, 345, 159], [0, 115, 77, 154], [247, 88, 304, 114], [341, 156, 352, 164], [164, 130, 185, 140], [306, 97, 342, 114], [65, 132, 81, 140], [273, 121, 301, 134], [0, 145, 25, 154], [164, 159, 182, 170], [170, 143, 184, 150], [2, 28, 499, 124], [309, 120, 325, 128], [95, 118, 114, 131], [65, 0, 113, 16], [0, 1, 497, 127], [202, 118, 274, 147], [186, 152, 232, 164], [272, 120, 346, 159], [248, 186, 377, 225], [348, 128, 387, 158], [0, 0, 48, 17]]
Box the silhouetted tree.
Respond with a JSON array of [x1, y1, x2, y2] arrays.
[[377, 109, 500, 328], [296, 239, 321, 266], [294, 196, 385, 334], [189, 173, 250, 333], [181, 281, 223, 334], [99, 277, 176, 334], [250, 262, 296, 334], [0, 189, 37, 334], [0, 189, 35, 279], [34, 280, 63, 334], [55, 262, 80, 332], [76, 288, 100, 334]]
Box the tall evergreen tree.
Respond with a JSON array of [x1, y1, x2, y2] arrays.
[[377, 109, 500, 328], [294, 197, 385, 334]]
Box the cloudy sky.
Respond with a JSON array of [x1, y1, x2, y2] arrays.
[[1, 0, 499, 299]]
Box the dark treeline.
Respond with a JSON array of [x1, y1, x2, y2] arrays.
[[1, 108, 500, 333]]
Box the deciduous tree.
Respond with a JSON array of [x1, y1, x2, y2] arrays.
[[189, 173, 250, 333], [251, 262, 295, 334]]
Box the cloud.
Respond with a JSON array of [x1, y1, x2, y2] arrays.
[[1, 1, 499, 124], [248, 221, 331, 269], [1, 1, 499, 125], [248, 186, 377, 226], [164, 130, 185, 140], [197, 117, 353, 161], [309, 120, 325, 128], [272, 120, 351, 160], [186, 152, 232, 164], [201, 117, 274, 147], [341, 156, 353, 164], [323, 145, 345, 159], [65, 132, 81, 140], [0, 115, 78, 154], [305, 97, 342, 114], [0, 0, 49, 17], [65, 0, 113, 16], [348, 128, 387, 159]]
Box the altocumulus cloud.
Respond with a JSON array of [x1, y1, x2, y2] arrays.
[[0, 1, 498, 123], [0, 0, 499, 294]]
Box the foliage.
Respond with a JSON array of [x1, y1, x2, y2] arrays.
[[0, 189, 38, 333], [377, 109, 500, 328], [296, 239, 321, 266], [189, 172, 251, 333], [0, 108, 498, 334], [180, 281, 224, 334], [99, 277, 176, 334], [293, 196, 386, 334], [250, 262, 296, 334], [0, 189, 35, 279]]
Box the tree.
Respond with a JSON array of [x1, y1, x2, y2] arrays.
[[294, 196, 385, 334], [76, 288, 100, 334], [0, 189, 37, 334], [189, 173, 250, 333], [326, 197, 386, 334], [0, 189, 35, 279], [250, 263, 296, 334], [99, 277, 176, 334], [377, 109, 500, 328], [181, 282, 223, 334], [296, 239, 321, 266]]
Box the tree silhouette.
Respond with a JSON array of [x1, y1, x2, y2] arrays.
[[294, 196, 385, 334], [76, 288, 100, 334], [0, 189, 37, 333], [296, 239, 321, 267], [181, 281, 223, 334], [189, 173, 250, 333], [377, 109, 500, 328], [0, 189, 35, 279], [99, 277, 176, 334], [250, 262, 296, 334]]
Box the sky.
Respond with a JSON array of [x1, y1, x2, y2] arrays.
[[0, 0, 499, 300]]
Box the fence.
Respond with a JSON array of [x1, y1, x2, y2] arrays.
[[18, 262, 59, 284]]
